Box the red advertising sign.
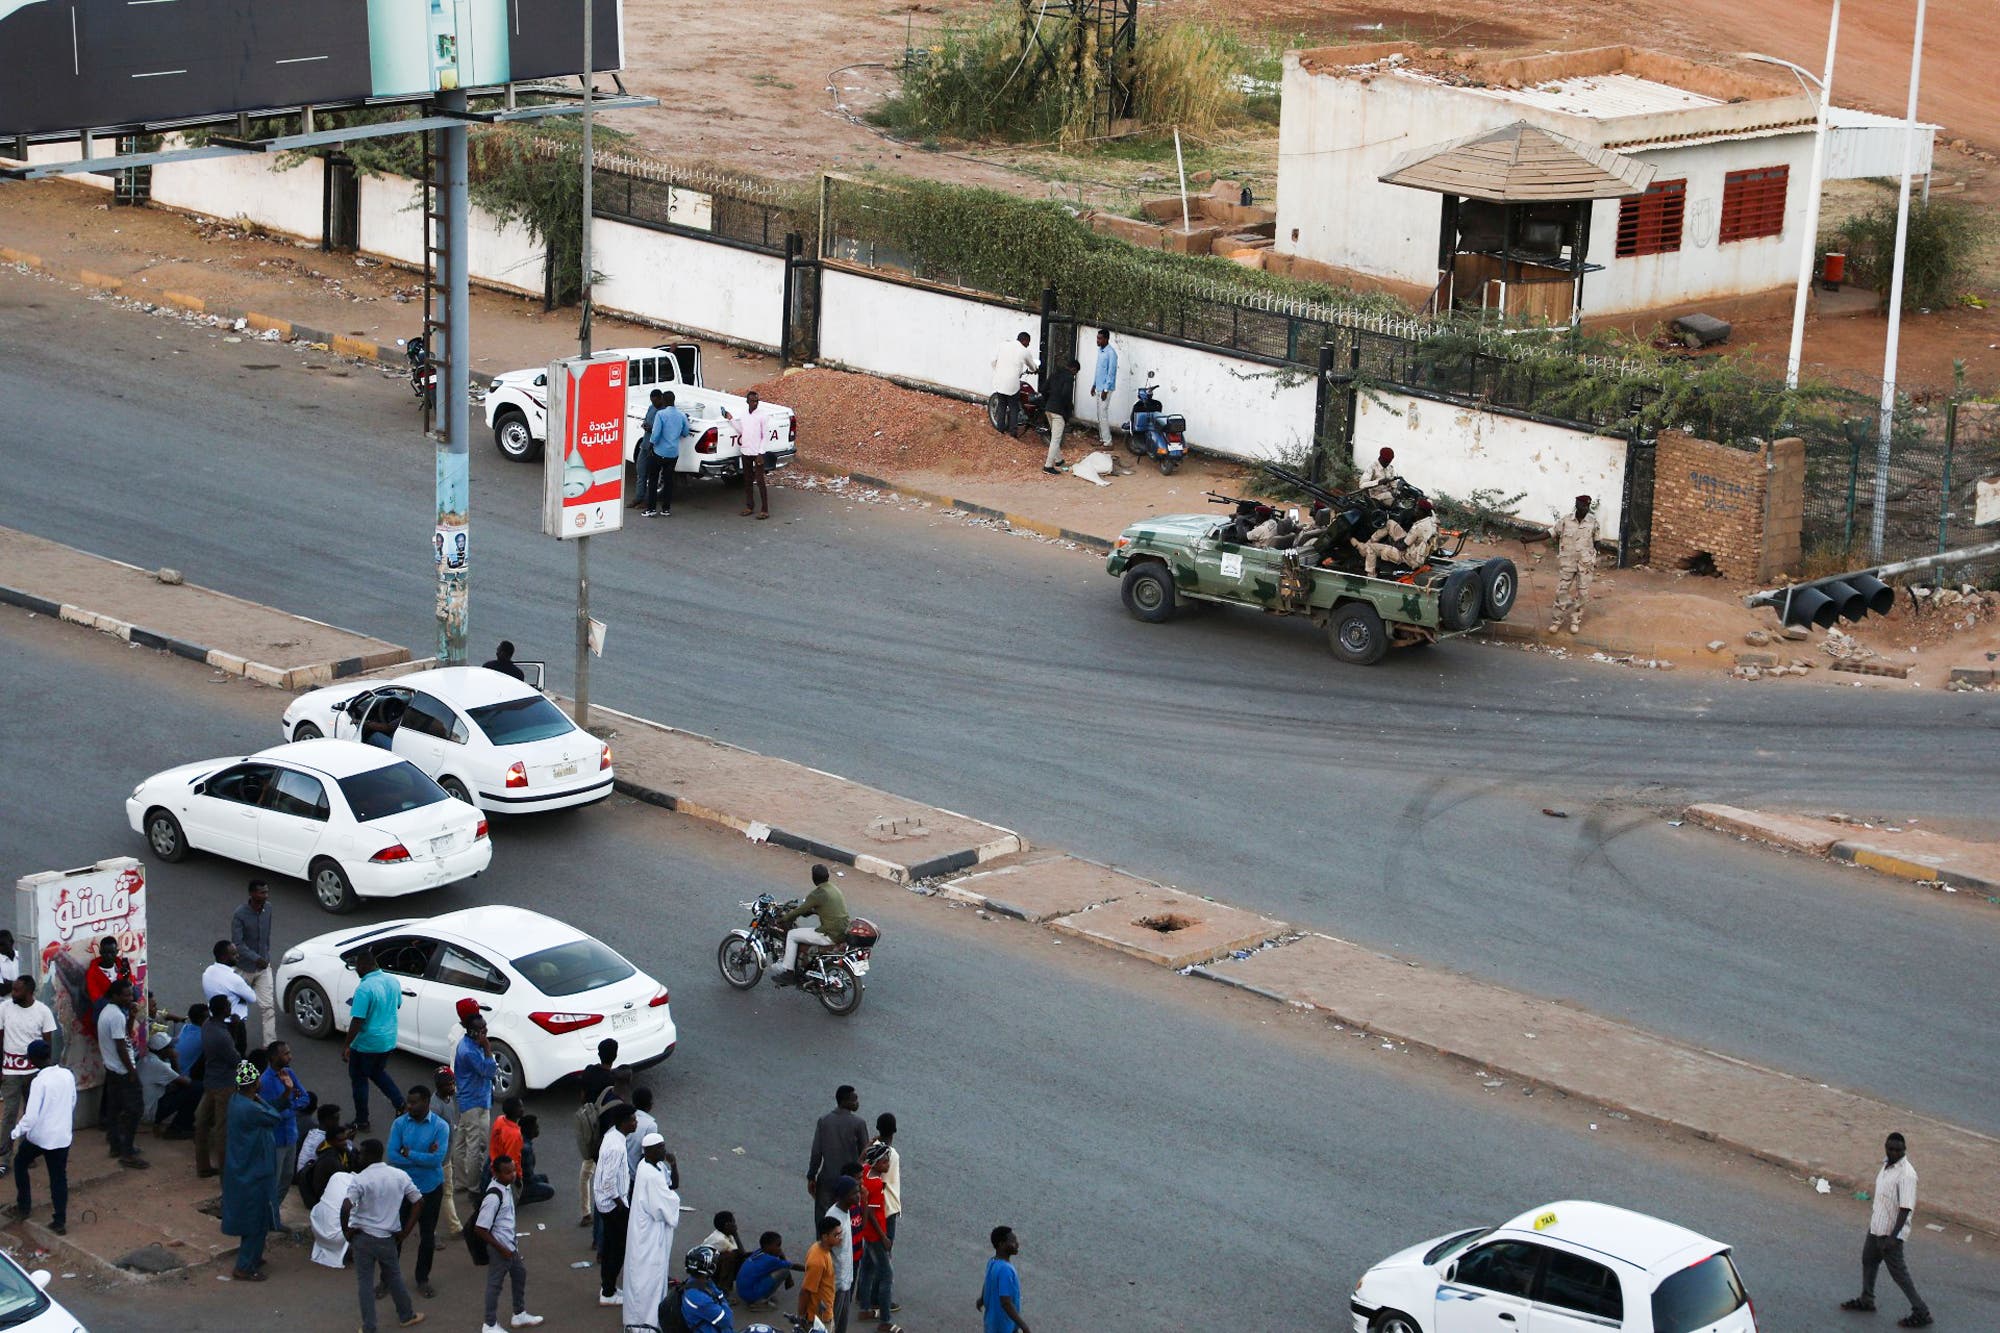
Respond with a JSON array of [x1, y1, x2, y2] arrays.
[[543, 353, 627, 539]]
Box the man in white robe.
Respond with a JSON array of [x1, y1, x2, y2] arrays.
[[623, 1133, 683, 1332]]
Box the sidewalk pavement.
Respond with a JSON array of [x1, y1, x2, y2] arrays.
[[1686, 804, 2000, 897], [0, 526, 406, 688]]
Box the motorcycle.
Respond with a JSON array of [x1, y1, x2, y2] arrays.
[[399, 334, 436, 409], [986, 379, 1047, 439], [1126, 371, 1187, 475], [716, 894, 879, 1017]]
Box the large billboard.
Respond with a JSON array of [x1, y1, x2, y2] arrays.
[[0, 0, 624, 140]]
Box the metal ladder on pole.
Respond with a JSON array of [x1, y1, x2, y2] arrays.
[[420, 128, 453, 436]]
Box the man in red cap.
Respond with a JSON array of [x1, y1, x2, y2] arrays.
[[1358, 446, 1398, 492], [452, 1000, 500, 1229]]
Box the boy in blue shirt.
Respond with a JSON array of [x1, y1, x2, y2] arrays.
[[736, 1230, 804, 1309], [978, 1226, 1030, 1333]]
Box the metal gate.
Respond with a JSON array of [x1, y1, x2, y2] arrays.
[[1311, 337, 1359, 486], [322, 154, 359, 252], [781, 232, 820, 367]]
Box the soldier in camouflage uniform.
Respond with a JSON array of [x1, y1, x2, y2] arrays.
[[1546, 494, 1601, 633]]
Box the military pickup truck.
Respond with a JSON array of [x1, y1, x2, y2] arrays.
[[1103, 468, 1518, 665]]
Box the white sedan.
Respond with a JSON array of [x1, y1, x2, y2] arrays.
[[277, 906, 677, 1095], [127, 739, 491, 914], [1351, 1201, 1756, 1333], [0, 1246, 85, 1332], [282, 667, 613, 814]]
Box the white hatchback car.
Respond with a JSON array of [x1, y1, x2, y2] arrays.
[[282, 667, 613, 814], [277, 906, 676, 1095], [1351, 1201, 1756, 1333], [128, 739, 491, 914]]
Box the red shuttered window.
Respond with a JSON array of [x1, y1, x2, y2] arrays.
[[1719, 165, 1789, 243], [1616, 179, 1686, 258]]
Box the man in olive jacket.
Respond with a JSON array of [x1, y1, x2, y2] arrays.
[[772, 864, 848, 986]]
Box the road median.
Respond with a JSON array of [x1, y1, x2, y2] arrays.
[[1686, 803, 2000, 897]]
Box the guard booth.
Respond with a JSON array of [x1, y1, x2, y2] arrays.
[[1378, 121, 1653, 324]]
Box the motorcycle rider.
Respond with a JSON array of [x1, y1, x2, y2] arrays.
[[770, 865, 849, 989], [680, 1244, 736, 1330]]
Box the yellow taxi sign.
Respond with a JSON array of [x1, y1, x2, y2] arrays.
[[1533, 1210, 1558, 1231]]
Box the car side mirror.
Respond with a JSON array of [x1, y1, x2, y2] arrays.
[[28, 1270, 49, 1290], [191, 781, 206, 796], [1444, 1261, 1458, 1282]]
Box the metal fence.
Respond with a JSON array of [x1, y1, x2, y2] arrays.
[[588, 151, 808, 254]]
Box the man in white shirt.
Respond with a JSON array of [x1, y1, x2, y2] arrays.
[[594, 1103, 637, 1306], [990, 332, 1039, 435], [203, 940, 260, 1035], [95, 978, 147, 1169], [1843, 1131, 1931, 1327], [341, 1138, 424, 1332], [0, 932, 18, 988], [6, 1040, 74, 1233], [727, 391, 775, 520], [825, 1174, 860, 1333], [0, 977, 56, 1160]]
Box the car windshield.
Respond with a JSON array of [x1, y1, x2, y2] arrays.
[[337, 762, 449, 823], [0, 1254, 48, 1323], [1425, 1228, 1491, 1265], [1652, 1252, 1749, 1333], [512, 938, 636, 997], [467, 695, 574, 746]]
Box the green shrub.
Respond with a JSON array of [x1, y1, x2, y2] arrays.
[[1834, 196, 1989, 312]]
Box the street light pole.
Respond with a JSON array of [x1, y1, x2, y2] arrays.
[[1872, 0, 1928, 560], [573, 0, 594, 729], [1783, 3, 1840, 391]]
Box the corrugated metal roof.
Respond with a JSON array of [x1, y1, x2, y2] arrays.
[[1825, 107, 1938, 180], [1379, 121, 1657, 201]]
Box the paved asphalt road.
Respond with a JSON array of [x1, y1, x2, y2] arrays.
[[2, 274, 1999, 1141], [8, 610, 2000, 1332]]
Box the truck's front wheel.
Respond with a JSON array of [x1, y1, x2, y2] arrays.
[[1120, 563, 1178, 623], [1329, 602, 1388, 665], [493, 408, 542, 462]]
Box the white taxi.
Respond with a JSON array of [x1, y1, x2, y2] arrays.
[[1351, 1201, 1756, 1333]]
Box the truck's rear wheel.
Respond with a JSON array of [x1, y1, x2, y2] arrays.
[[1120, 563, 1177, 623], [1329, 602, 1388, 665], [1438, 567, 1483, 632], [1479, 558, 1518, 621]]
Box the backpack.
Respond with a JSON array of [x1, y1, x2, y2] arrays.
[[657, 1277, 692, 1333], [464, 1185, 505, 1266], [575, 1087, 613, 1159]]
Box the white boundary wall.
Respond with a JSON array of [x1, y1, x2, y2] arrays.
[[594, 221, 785, 350], [355, 171, 542, 297], [819, 266, 1037, 397], [22, 137, 118, 190], [150, 153, 324, 241], [1353, 390, 1626, 531], [1061, 324, 1318, 463]]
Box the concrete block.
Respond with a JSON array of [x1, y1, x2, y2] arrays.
[[939, 855, 1142, 924], [1735, 651, 1777, 667], [1949, 665, 1996, 685], [1048, 885, 1286, 969]]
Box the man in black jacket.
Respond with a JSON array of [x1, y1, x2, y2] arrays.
[[807, 1086, 868, 1236], [1041, 358, 1080, 474]]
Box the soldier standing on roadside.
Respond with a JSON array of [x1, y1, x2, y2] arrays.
[[1544, 495, 1601, 635]]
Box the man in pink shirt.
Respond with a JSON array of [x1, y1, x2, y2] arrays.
[[729, 390, 774, 520]]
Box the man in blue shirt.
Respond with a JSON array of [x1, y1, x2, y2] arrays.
[[643, 391, 688, 517], [977, 1226, 1029, 1333], [255, 1040, 313, 1205], [386, 1084, 450, 1297], [736, 1230, 803, 1308], [343, 949, 403, 1132], [1090, 329, 1118, 447], [681, 1244, 736, 1331], [452, 1006, 498, 1220], [173, 1002, 208, 1087]]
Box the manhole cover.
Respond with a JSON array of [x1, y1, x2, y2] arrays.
[[1136, 913, 1195, 934]]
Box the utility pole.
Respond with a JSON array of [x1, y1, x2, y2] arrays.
[[1872, 0, 1927, 560], [437, 88, 471, 664], [573, 0, 595, 728], [1784, 0, 1840, 391]]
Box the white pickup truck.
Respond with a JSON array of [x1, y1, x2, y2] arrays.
[[484, 342, 797, 480]]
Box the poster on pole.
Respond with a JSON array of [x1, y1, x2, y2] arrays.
[[1976, 475, 2000, 528], [543, 352, 627, 539], [13, 857, 148, 1100]]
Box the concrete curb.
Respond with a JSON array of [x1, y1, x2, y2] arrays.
[[1475, 618, 1710, 665], [1686, 803, 2000, 897], [0, 580, 406, 690], [4, 241, 407, 369], [792, 462, 1116, 553], [596, 704, 1024, 886]]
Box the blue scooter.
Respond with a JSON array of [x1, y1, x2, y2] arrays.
[[1126, 371, 1188, 475]]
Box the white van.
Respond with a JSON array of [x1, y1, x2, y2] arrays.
[[484, 342, 797, 480]]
